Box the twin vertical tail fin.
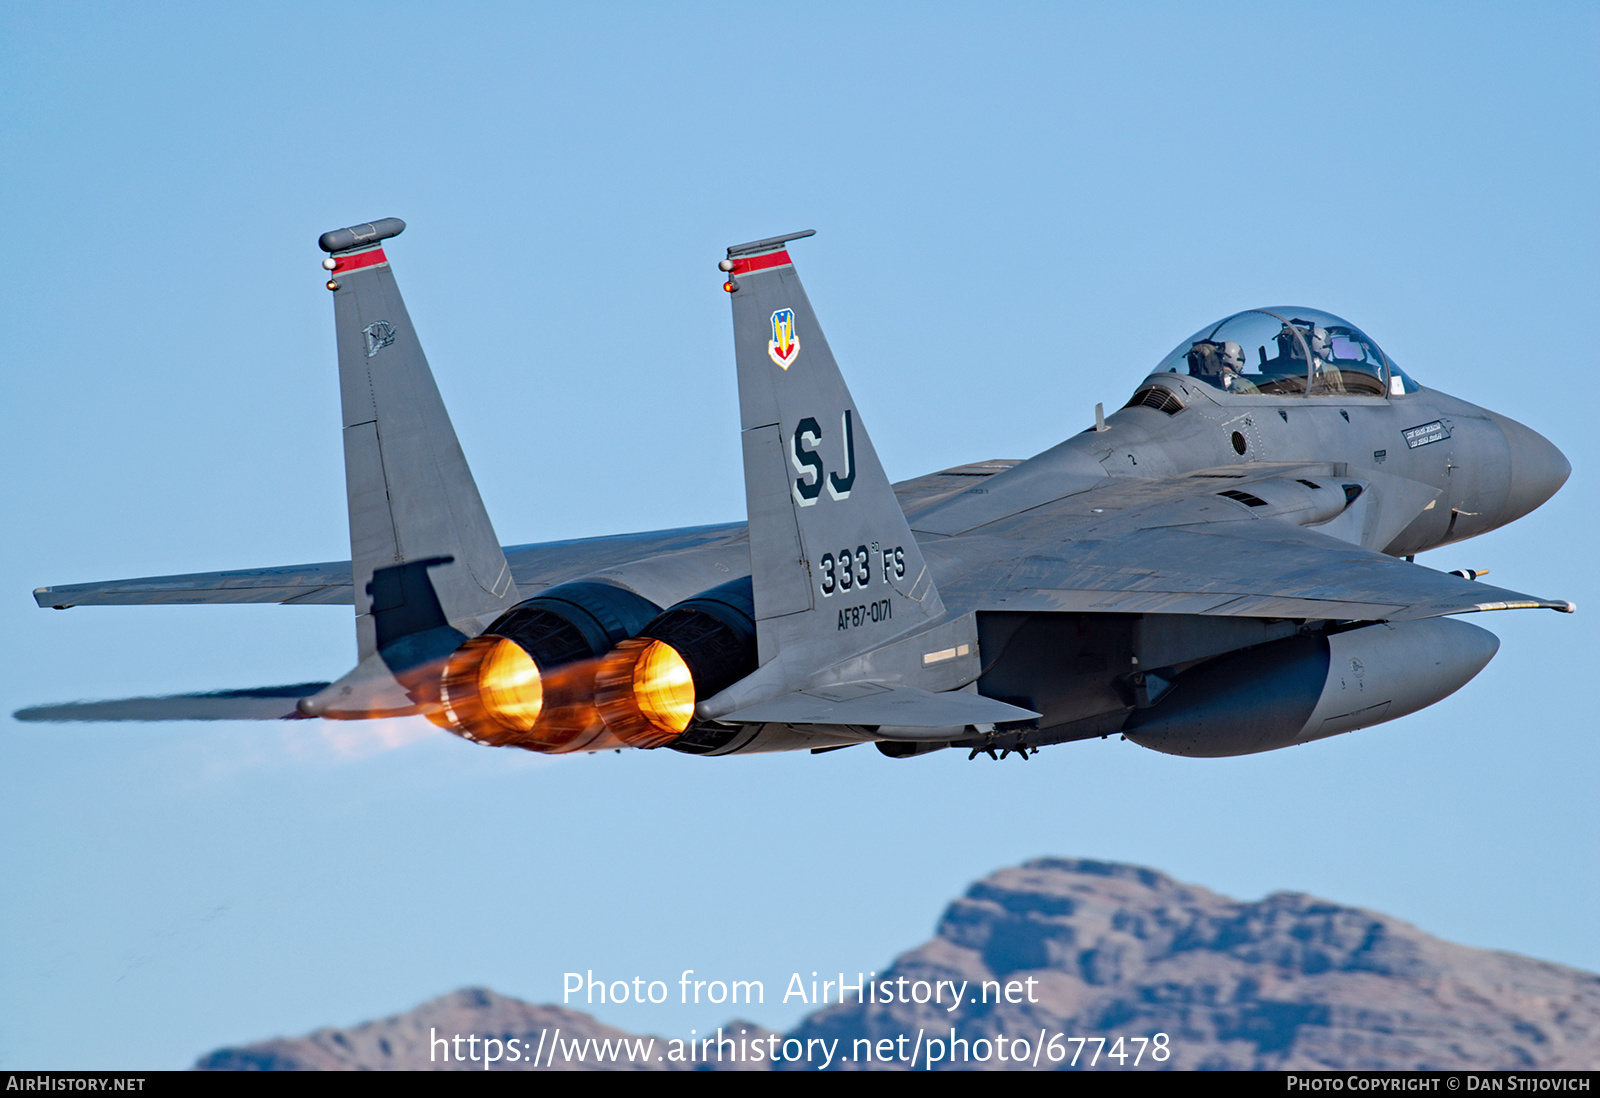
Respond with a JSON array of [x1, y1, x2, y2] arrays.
[[18, 219, 523, 724], [726, 232, 944, 671], [303, 219, 520, 717]]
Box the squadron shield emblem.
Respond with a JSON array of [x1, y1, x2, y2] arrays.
[[768, 308, 800, 370]]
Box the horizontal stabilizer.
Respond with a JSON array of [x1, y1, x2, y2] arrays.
[[34, 561, 353, 608], [13, 684, 331, 723], [719, 683, 1037, 735]]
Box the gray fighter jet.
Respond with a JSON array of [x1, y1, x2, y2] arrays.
[[20, 220, 1575, 761]]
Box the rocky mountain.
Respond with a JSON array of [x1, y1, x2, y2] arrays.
[[198, 858, 1600, 1071], [792, 858, 1600, 1070], [195, 988, 774, 1072]]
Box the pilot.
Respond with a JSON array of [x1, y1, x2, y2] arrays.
[[1187, 339, 1258, 393], [1308, 325, 1344, 394], [1308, 325, 1332, 361], [1217, 340, 1257, 393]]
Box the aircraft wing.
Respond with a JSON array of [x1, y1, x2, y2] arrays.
[[929, 467, 1575, 622], [28, 460, 1018, 610], [31, 523, 748, 609]]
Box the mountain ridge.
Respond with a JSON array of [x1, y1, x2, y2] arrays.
[[198, 857, 1600, 1071]]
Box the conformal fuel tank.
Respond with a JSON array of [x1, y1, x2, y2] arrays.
[[1122, 618, 1499, 757]]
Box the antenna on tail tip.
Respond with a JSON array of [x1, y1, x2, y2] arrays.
[[319, 217, 406, 254], [726, 229, 815, 257]]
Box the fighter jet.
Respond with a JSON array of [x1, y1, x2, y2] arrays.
[[20, 219, 1574, 761]]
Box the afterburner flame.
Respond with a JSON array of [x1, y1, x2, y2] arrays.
[[436, 636, 625, 753], [437, 635, 545, 746], [477, 638, 543, 730], [633, 640, 696, 736], [594, 637, 694, 748]]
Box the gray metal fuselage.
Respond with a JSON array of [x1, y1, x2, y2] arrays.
[[661, 373, 1567, 756], [943, 376, 1555, 746], [1044, 376, 1558, 555]]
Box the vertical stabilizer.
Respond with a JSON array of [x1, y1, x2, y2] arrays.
[[725, 232, 943, 671], [321, 219, 519, 677]]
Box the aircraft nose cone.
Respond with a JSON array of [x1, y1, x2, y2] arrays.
[[1489, 411, 1570, 519]]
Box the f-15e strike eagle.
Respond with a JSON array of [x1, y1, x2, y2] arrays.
[[21, 219, 1574, 760]]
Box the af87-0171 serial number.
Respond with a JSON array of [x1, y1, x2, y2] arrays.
[[838, 599, 892, 631], [819, 543, 904, 596]]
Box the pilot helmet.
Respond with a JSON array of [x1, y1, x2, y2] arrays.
[[1218, 340, 1246, 374], [1308, 326, 1332, 361]]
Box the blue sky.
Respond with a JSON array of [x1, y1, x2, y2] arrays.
[[1, 2, 1595, 1068]]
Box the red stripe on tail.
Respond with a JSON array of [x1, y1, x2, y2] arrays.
[[731, 250, 791, 275], [333, 249, 388, 273]]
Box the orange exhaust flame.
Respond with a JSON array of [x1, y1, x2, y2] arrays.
[[437, 637, 627, 753], [594, 638, 694, 749], [478, 637, 543, 728]]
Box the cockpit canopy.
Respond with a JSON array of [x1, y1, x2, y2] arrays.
[[1153, 307, 1418, 397]]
